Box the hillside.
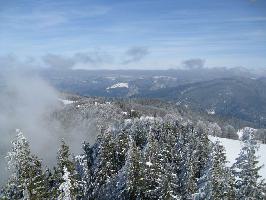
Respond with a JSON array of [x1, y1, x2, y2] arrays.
[[141, 77, 266, 128]]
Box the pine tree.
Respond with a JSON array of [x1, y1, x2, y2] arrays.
[[114, 131, 129, 172], [177, 126, 198, 199], [157, 123, 181, 200], [195, 121, 211, 178], [77, 142, 94, 198], [120, 136, 144, 199], [224, 167, 236, 199], [54, 139, 80, 199], [92, 131, 116, 199], [142, 127, 162, 199], [3, 129, 48, 200], [196, 140, 236, 200], [57, 139, 76, 173], [58, 166, 72, 200], [158, 164, 181, 200], [232, 129, 265, 199]]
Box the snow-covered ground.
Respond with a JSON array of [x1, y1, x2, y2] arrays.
[[58, 98, 75, 105], [210, 136, 266, 178], [106, 82, 129, 90], [206, 108, 215, 115]]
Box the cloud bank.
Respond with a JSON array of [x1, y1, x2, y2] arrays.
[[182, 58, 206, 69], [122, 47, 149, 64]]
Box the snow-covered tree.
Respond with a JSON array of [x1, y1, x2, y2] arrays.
[[119, 136, 144, 199], [58, 167, 72, 200], [177, 126, 198, 199], [158, 164, 181, 200], [142, 127, 163, 199], [3, 129, 48, 199], [92, 131, 117, 199], [208, 122, 222, 137], [195, 140, 235, 200], [194, 121, 211, 178], [232, 129, 265, 199], [75, 142, 94, 198], [54, 139, 80, 199], [222, 124, 238, 139]]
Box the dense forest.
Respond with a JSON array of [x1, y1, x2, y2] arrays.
[[1, 115, 265, 200]]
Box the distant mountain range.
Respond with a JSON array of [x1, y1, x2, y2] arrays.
[[0, 68, 266, 128], [24, 68, 266, 128], [140, 77, 266, 128], [38, 67, 253, 96]]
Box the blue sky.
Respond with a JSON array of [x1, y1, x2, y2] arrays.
[[0, 0, 266, 69]]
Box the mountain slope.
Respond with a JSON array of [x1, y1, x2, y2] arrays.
[[140, 77, 266, 128]]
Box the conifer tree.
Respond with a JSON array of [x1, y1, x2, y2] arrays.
[[196, 140, 236, 200], [232, 130, 265, 199], [3, 129, 48, 199], [92, 131, 116, 199], [142, 127, 162, 199], [195, 121, 211, 178], [58, 166, 72, 200], [177, 126, 198, 199], [158, 164, 181, 200], [54, 139, 80, 199], [157, 124, 181, 200], [120, 136, 144, 199], [114, 131, 129, 172], [78, 142, 94, 198]]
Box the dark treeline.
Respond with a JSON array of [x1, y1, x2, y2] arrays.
[[0, 117, 265, 200]]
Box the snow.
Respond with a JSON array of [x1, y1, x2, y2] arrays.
[[124, 119, 132, 124], [105, 76, 116, 80], [176, 101, 181, 106], [206, 109, 215, 115], [106, 82, 129, 90], [153, 76, 177, 80], [209, 136, 266, 178], [140, 116, 155, 122], [121, 111, 128, 115], [58, 166, 72, 200], [59, 98, 75, 105]]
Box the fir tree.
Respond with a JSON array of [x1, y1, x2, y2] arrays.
[[58, 167, 72, 200], [120, 136, 144, 199], [196, 140, 236, 200], [158, 164, 181, 200], [92, 131, 116, 199], [142, 127, 162, 199], [54, 139, 80, 199], [232, 129, 265, 199], [77, 142, 94, 198], [177, 126, 198, 199], [195, 121, 211, 178], [3, 129, 48, 200]]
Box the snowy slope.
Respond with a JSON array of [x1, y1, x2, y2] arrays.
[[210, 136, 266, 178], [106, 82, 129, 90], [58, 98, 75, 105]]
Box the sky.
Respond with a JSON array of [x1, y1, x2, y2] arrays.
[[0, 0, 266, 70]]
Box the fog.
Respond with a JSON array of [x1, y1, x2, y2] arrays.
[[0, 71, 94, 184]]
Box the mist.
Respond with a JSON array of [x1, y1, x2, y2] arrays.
[[0, 71, 95, 184]]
